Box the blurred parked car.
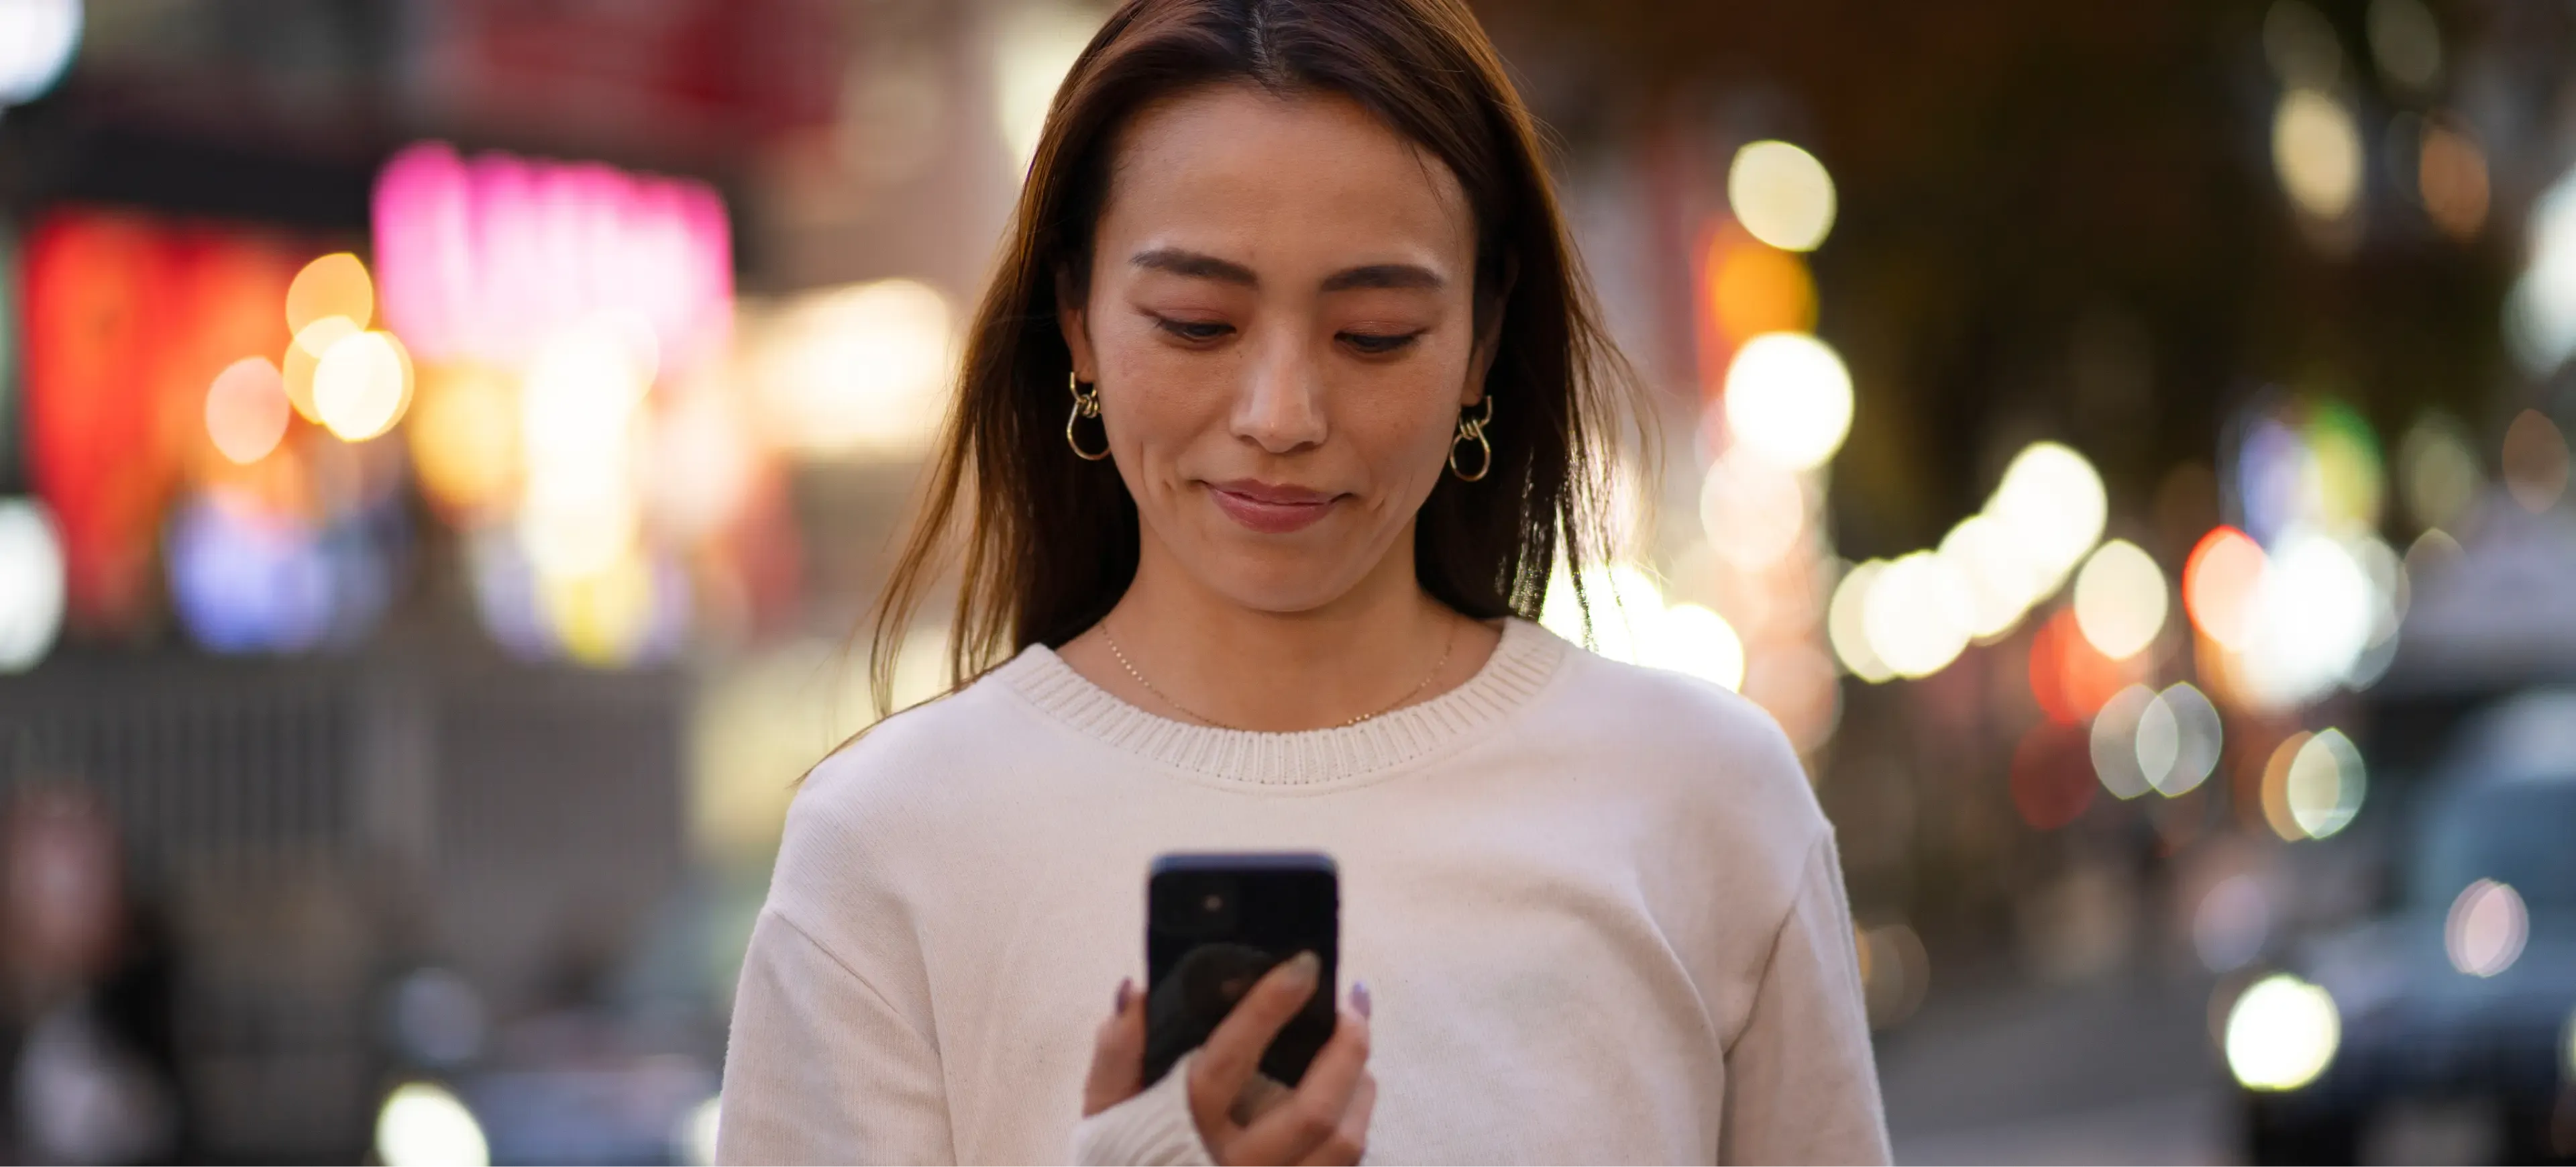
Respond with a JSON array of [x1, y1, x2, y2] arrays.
[[2227, 690, 2576, 1164]]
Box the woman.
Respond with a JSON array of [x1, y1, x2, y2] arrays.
[[716, 0, 1890, 1162]]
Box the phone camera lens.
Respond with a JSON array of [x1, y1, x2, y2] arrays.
[[1202, 893, 1224, 913]]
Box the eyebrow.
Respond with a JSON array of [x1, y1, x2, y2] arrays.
[[1129, 248, 1446, 293]]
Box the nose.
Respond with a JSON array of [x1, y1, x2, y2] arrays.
[[1228, 331, 1328, 454]]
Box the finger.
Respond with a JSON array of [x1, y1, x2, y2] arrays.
[[1232, 1006, 1372, 1165], [1081, 977, 1146, 1117], [1226, 1072, 1294, 1127], [1188, 951, 1322, 1142], [1295, 1072, 1375, 1166]]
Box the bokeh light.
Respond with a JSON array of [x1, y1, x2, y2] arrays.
[[2445, 878, 2528, 978], [285, 252, 374, 340], [0, 499, 68, 672], [165, 495, 335, 654], [2507, 163, 2576, 375], [2398, 411, 2481, 530], [1726, 140, 1837, 252], [2224, 973, 2340, 1092], [1699, 450, 1808, 568], [409, 365, 521, 517], [284, 315, 362, 421], [2031, 607, 2133, 725], [1939, 514, 2043, 641], [2279, 727, 2366, 840], [2193, 875, 2271, 974], [1644, 602, 1746, 692], [1540, 560, 1667, 664], [1828, 559, 1894, 683], [2184, 526, 2265, 651], [1705, 231, 1816, 342], [313, 331, 415, 442], [1864, 551, 1972, 679], [2418, 121, 2489, 240], [2263, 1, 2343, 91], [0, 0, 81, 106], [2090, 684, 2157, 801], [2501, 408, 2569, 513], [205, 356, 292, 465], [2367, 0, 2443, 95], [2072, 540, 2168, 661], [2142, 682, 2223, 797], [1722, 332, 1853, 471], [751, 279, 955, 460], [1988, 442, 2108, 589], [2273, 89, 2363, 222], [375, 1081, 490, 1167], [2241, 532, 2374, 709]]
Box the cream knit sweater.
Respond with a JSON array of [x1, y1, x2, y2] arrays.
[[716, 617, 1892, 1164]]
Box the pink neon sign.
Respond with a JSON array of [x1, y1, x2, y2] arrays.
[[372, 141, 733, 372]]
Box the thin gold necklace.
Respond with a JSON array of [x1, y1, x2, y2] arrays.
[[1098, 618, 1459, 731]]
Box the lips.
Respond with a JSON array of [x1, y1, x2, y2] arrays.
[[1205, 478, 1340, 534]]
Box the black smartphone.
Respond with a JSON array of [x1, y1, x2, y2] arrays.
[[1142, 852, 1340, 1090]]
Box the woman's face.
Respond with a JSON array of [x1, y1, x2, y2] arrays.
[[1061, 83, 1491, 614]]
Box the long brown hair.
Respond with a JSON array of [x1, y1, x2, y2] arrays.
[[865, 0, 1639, 719]]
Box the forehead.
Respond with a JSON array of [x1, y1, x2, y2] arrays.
[[1096, 83, 1476, 274]]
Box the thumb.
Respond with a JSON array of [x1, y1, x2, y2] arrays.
[[1082, 977, 1147, 1117]]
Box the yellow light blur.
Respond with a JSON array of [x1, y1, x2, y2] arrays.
[[409, 365, 521, 515], [1988, 442, 2108, 585], [2284, 728, 2366, 839], [537, 552, 657, 668], [2224, 974, 2340, 1092], [751, 279, 955, 459], [519, 476, 641, 582], [286, 252, 374, 340], [2445, 878, 2528, 977], [1863, 551, 1973, 679], [2419, 121, 2487, 240], [1939, 514, 2043, 641], [1723, 332, 1853, 471], [313, 331, 415, 442], [283, 315, 362, 421], [2072, 540, 2169, 660], [1644, 603, 1746, 692], [1540, 560, 1666, 664], [1727, 140, 1837, 252], [375, 1081, 488, 1167], [1699, 450, 1807, 568], [1829, 560, 1894, 683], [1709, 240, 1816, 341], [205, 356, 291, 465], [2503, 408, 2570, 513], [2273, 89, 2363, 222]]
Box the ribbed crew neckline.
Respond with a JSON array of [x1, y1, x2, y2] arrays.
[[994, 615, 1568, 787]]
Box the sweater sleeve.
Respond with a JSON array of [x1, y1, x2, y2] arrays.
[[1069, 1050, 1218, 1166], [716, 908, 956, 1165], [1716, 830, 1893, 1166]]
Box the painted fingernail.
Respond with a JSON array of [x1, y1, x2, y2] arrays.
[[1353, 980, 1372, 1019], [1114, 976, 1133, 1014], [1285, 950, 1321, 984]]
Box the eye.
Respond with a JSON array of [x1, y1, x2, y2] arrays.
[[1154, 317, 1233, 343], [1339, 330, 1422, 356]]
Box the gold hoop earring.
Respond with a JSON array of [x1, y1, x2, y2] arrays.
[[1066, 372, 1110, 461], [1448, 395, 1493, 482]]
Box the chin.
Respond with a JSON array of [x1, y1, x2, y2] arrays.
[[1183, 542, 1377, 615]]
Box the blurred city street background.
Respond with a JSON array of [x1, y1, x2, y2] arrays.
[[2, 0, 2575, 1162]]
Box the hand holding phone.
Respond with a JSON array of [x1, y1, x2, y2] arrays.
[[1078, 853, 1377, 1165]]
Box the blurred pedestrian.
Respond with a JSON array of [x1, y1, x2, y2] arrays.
[[0, 787, 185, 1165]]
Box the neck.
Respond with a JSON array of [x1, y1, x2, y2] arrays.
[[1077, 521, 1493, 732]]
